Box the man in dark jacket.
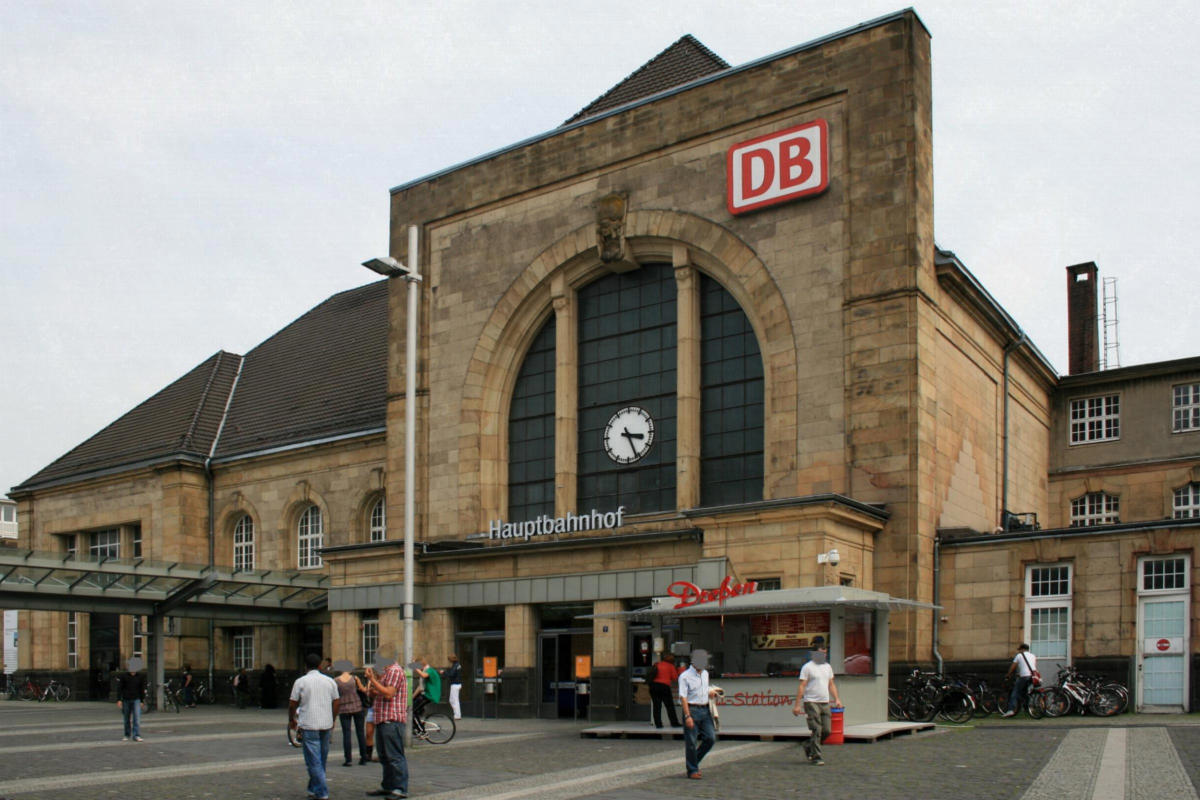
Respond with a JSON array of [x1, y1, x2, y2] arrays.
[[116, 657, 147, 741]]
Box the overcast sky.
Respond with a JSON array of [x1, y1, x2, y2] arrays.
[[3, 0, 1198, 496]]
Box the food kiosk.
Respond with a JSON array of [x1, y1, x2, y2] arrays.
[[622, 581, 936, 726]]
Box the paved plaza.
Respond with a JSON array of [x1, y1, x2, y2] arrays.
[[2, 702, 1200, 800]]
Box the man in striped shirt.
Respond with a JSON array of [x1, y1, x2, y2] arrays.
[[364, 651, 409, 799]]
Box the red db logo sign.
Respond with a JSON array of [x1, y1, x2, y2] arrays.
[[727, 120, 829, 215]]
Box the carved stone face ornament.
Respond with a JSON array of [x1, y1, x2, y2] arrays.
[[595, 193, 627, 264]]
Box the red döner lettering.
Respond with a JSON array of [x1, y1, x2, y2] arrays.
[[668, 576, 758, 609]]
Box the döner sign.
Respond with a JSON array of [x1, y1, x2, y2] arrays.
[[668, 576, 758, 609], [727, 120, 829, 215]]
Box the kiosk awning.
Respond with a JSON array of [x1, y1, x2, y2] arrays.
[[583, 585, 939, 620]]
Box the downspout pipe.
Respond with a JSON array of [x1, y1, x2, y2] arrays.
[[1000, 333, 1028, 528], [206, 356, 244, 697], [932, 535, 943, 674]]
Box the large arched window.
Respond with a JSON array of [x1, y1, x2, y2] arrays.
[[297, 505, 323, 568], [233, 514, 255, 572], [369, 497, 386, 542], [508, 319, 556, 521]]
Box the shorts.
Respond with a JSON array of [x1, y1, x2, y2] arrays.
[[365, 708, 375, 723]]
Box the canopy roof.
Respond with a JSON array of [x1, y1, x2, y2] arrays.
[[585, 585, 938, 620]]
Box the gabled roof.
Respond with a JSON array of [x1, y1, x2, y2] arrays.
[[17, 350, 242, 489], [214, 280, 388, 459], [14, 280, 389, 492], [563, 34, 729, 125]]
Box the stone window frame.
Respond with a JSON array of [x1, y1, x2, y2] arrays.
[[296, 505, 324, 569], [1173, 383, 1200, 433], [1173, 483, 1200, 519], [233, 514, 255, 572], [1024, 562, 1072, 665], [1069, 393, 1120, 445], [369, 497, 386, 543], [1069, 491, 1119, 527]]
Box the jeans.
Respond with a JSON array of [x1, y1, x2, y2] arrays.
[[121, 700, 141, 738], [300, 728, 331, 799], [1010, 676, 1032, 713], [803, 701, 831, 760], [449, 683, 462, 719], [374, 720, 409, 795], [340, 710, 367, 763], [683, 705, 716, 774], [650, 682, 680, 727]]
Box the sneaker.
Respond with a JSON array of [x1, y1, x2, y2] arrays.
[[1001, 710, 1015, 718], [122, 736, 130, 741], [134, 736, 144, 742], [814, 759, 825, 766]]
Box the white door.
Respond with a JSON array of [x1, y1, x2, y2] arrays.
[[1137, 555, 1190, 712]]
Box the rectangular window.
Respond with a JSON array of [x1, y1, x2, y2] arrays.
[[66, 612, 77, 669], [89, 528, 120, 559], [64, 534, 77, 560], [1030, 565, 1071, 597], [131, 525, 142, 559], [1, 505, 13, 522], [233, 517, 255, 572], [1175, 484, 1200, 519], [1143, 557, 1187, 592], [133, 616, 145, 661], [750, 577, 781, 591], [361, 612, 379, 666], [1070, 492, 1119, 526], [1026, 563, 1072, 672], [233, 631, 254, 670], [1173, 383, 1200, 433], [1030, 606, 1070, 658], [843, 610, 874, 674], [1070, 394, 1120, 444]]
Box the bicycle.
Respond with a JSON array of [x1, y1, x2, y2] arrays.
[[193, 680, 217, 705], [413, 705, 456, 744], [15, 674, 43, 701], [38, 678, 70, 702], [161, 680, 183, 713], [1040, 666, 1125, 717], [891, 670, 973, 723]]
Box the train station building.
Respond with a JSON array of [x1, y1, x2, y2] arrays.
[[6, 9, 1199, 716]]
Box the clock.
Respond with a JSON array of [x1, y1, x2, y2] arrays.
[[603, 406, 655, 464]]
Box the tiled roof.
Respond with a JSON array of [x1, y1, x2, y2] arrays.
[[15, 280, 389, 490], [17, 350, 242, 488], [563, 35, 729, 125], [214, 280, 388, 459]]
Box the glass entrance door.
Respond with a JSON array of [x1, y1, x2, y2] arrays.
[[455, 633, 503, 718], [538, 631, 592, 719], [1139, 597, 1187, 709]]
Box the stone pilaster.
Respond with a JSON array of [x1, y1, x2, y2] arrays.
[[674, 250, 701, 511], [552, 275, 578, 516]]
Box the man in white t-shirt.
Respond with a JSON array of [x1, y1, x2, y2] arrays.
[[289, 653, 341, 800], [791, 646, 841, 766], [1002, 643, 1037, 717]]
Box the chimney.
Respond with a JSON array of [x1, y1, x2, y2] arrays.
[[1066, 262, 1099, 374]]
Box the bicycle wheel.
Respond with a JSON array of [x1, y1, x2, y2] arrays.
[[419, 712, 455, 744], [937, 691, 974, 724], [166, 692, 181, 713], [887, 694, 905, 721], [1102, 684, 1130, 714], [1087, 688, 1124, 717], [1039, 687, 1070, 717], [1025, 691, 1045, 719], [53, 684, 70, 702]]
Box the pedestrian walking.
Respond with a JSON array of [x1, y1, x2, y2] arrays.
[[333, 660, 368, 767], [260, 663, 278, 708], [1002, 643, 1038, 717], [649, 652, 681, 728], [288, 652, 341, 800], [364, 647, 409, 799], [232, 667, 251, 708], [791, 645, 841, 766], [115, 657, 147, 742], [181, 663, 196, 708], [446, 654, 463, 720], [679, 649, 720, 779]]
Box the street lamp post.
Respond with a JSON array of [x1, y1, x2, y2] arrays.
[[363, 224, 421, 744]]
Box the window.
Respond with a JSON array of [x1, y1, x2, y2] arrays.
[[133, 616, 145, 661], [700, 274, 763, 506], [89, 528, 120, 559], [508, 318, 556, 522], [1174, 484, 1200, 519], [233, 630, 254, 670], [362, 611, 379, 666], [66, 612, 77, 669], [843, 610, 874, 673], [233, 515, 255, 571], [64, 534, 77, 560], [1, 505, 13, 522], [1070, 394, 1120, 444], [131, 525, 142, 559], [297, 505, 323, 569], [578, 264, 677, 514], [1173, 383, 1200, 433], [369, 498, 386, 542], [1026, 563, 1072, 669], [750, 577, 781, 591], [1070, 492, 1119, 526], [1143, 557, 1187, 592]]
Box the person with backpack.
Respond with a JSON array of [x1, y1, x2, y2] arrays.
[[1002, 643, 1039, 717]]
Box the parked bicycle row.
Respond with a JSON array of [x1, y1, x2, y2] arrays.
[[2, 673, 71, 701], [888, 665, 1129, 722]]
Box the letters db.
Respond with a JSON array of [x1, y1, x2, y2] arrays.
[[727, 120, 829, 215]]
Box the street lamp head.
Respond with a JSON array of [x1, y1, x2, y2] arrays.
[[361, 256, 410, 277]]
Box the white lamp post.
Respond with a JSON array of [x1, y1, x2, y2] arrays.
[[363, 224, 421, 744]]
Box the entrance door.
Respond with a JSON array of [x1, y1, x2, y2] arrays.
[[538, 631, 591, 719], [89, 612, 120, 699], [1137, 556, 1190, 712], [455, 633, 504, 718]]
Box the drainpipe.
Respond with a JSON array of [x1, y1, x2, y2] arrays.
[[932, 535, 943, 674], [1000, 334, 1027, 528], [206, 356, 244, 697]]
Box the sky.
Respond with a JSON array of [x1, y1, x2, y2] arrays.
[[3, 0, 1198, 496]]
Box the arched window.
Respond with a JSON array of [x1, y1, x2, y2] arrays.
[[233, 515, 255, 572], [297, 505, 323, 568], [508, 318, 556, 521], [1070, 492, 1119, 527], [1174, 483, 1200, 519], [369, 497, 386, 542]]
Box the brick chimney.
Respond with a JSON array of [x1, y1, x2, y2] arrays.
[[1066, 262, 1099, 374]]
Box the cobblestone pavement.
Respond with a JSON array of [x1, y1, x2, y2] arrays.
[[2, 703, 1200, 800]]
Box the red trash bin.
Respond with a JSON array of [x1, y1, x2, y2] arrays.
[[825, 706, 844, 745]]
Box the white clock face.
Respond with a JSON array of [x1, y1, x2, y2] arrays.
[[603, 406, 655, 464]]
